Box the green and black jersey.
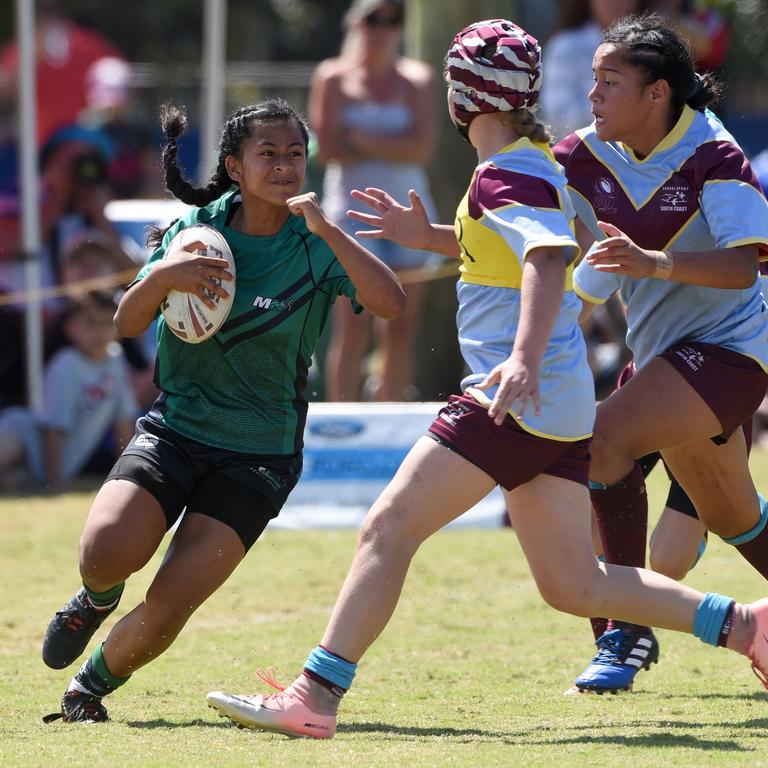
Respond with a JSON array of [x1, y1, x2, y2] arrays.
[[136, 190, 361, 455]]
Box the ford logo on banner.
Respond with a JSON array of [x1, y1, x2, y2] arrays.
[[308, 419, 365, 439]]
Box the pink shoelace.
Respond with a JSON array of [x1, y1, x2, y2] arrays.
[[752, 661, 768, 689], [255, 667, 286, 693]]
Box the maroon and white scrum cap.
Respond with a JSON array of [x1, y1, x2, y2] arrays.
[[446, 19, 542, 133]]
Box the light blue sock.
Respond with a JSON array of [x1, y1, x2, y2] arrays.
[[691, 534, 708, 569], [722, 494, 768, 546], [304, 646, 357, 691], [693, 592, 735, 646]]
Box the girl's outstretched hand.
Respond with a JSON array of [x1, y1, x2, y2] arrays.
[[475, 355, 541, 426], [347, 187, 432, 250]]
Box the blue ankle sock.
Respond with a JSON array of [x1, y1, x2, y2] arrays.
[[692, 534, 708, 568], [722, 494, 768, 546], [304, 645, 357, 692], [693, 592, 735, 646]]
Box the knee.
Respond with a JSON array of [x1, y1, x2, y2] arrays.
[[649, 545, 689, 581], [78, 524, 134, 583], [588, 427, 616, 474], [534, 568, 598, 617], [589, 425, 638, 483], [358, 499, 423, 559]]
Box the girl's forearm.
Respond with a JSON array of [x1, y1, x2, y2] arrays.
[[321, 224, 406, 319], [512, 248, 566, 367], [114, 270, 168, 337]]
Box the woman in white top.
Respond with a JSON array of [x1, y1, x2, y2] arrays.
[[309, 0, 437, 401]]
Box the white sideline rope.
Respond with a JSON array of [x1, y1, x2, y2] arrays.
[[0, 260, 460, 307]]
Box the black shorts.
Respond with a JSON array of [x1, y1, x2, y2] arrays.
[[105, 415, 302, 550]]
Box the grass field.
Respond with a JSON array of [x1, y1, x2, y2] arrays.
[[1, 451, 767, 768]]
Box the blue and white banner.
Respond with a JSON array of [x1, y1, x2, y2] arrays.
[[274, 402, 505, 529]]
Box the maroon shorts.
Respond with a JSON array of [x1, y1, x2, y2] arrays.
[[617, 358, 755, 449], [426, 393, 591, 491], [659, 342, 768, 444]]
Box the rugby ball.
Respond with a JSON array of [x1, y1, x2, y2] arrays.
[[160, 224, 236, 343]]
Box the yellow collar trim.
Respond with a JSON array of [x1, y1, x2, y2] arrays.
[[620, 105, 696, 164]]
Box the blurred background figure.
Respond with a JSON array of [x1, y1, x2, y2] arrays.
[[540, 0, 649, 142], [651, 1, 731, 76], [80, 55, 163, 199], [51, 234, 157, 412], [37, 125, 143, 278], [0, 126, 144, 408], [57, 231, 127, 288], [0, 291, 137, 493], [0, 0, 128, 148], [309, 0, 437, 401]]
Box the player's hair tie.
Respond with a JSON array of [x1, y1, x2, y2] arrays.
[[688, 72, 705, 100]]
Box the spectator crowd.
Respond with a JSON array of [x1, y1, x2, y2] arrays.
[[0, 0, 765, 494]]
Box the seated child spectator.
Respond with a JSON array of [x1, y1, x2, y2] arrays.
[[50, 234, 158, 411], [59, 231, 132, 287], [0, 291, 137, 492]]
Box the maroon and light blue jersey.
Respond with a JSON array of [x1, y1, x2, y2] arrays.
[[555, 106, 768, 371], [455, 138, 595, 441]]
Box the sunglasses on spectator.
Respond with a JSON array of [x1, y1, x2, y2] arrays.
[[364, 11, 403, 27]]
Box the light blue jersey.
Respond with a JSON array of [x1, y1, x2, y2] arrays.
[[555, 107, 768, 371], [455, 138, 595, 440]]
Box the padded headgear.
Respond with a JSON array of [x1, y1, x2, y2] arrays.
[[446, 19, 542, 138]]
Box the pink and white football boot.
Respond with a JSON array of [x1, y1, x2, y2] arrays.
[[207, 669, 337, 739]]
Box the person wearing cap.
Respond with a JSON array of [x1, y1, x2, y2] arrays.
[[206, 18, 768, 739]]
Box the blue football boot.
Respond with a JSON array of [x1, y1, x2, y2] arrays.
[[573, 625, 660, 694]]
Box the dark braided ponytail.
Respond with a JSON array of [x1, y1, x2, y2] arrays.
[[146, 98, 310, 248], [160, 103, 234, 207]]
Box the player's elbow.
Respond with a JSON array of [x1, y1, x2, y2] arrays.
[[375, 285, 407, 319], [734, 269, 760, 289], [113, 307, 145, 338], [732, 247, 761, 288], [361, 281, 407, 319], [649, 549, 690, 581]]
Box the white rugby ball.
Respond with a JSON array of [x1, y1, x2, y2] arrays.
[[160, 224, 236, 344]]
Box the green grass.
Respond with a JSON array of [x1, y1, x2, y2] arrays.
[[1, 452, 768, 767]]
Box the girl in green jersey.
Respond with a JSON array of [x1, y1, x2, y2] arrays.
[[42, 98, 405, 724]]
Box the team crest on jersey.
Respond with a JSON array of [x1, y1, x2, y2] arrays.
[[594, 178, 617, 213], [660, 186, 688, 212]]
